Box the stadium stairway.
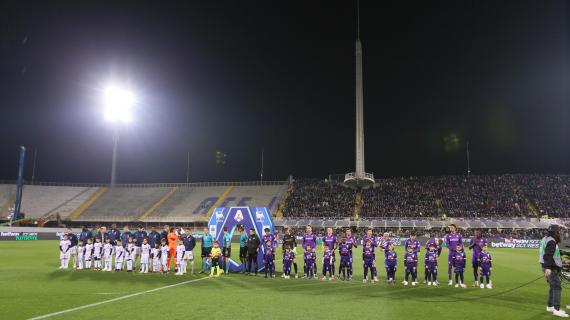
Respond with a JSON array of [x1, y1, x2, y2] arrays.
[[275, 185, 292, 219], [205, 186, 233, 217], [65, 187, 108, 220], [354, 190, 362, 219], [137, 187, 179, 221]]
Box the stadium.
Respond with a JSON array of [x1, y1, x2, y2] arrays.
[[1, 1, 569, 320]]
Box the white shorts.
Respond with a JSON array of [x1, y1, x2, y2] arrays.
[[69, 247, 77, 256], [185, 251, 194, 260], [60, 252, 70, 259], [135, 247, 141, 256], [141, 254, 150, 264]]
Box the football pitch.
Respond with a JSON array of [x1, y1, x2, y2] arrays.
[[0, 241, 559, 320]]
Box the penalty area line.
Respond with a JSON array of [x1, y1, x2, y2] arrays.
[[28, 277, 209, 320]]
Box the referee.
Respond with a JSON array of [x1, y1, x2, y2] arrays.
[[246, 228, 261, 276], [540, 224, 567, 317]]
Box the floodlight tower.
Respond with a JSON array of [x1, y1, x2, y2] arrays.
[[345, 0, 374, 187], [103, 85, 134, 187]]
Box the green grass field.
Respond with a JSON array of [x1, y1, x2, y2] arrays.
[[0, 241, 562, 320]]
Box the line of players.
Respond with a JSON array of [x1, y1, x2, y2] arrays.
[[263, 224, 493, 288], [58, 226, 198, 275]]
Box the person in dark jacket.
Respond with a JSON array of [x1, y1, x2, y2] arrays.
[[108, 223, 121, 246], [246, 228, 261, 276], [540, 224, 568, 317], [79, 225, 92, 243], [147, 226, 160, 248], [120, 226, 133, 248], [95, 227, 109, 243]]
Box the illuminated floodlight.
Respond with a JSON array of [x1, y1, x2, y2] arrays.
[[103, 86, 135, 123]]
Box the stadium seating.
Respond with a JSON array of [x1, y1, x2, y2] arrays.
[[80, 187, 171, 221], [0, 184, 15, 218], [145, 186, 229, 221], [19, 185, 97, 219]]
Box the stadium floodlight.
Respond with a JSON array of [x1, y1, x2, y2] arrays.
[[103, 86, 135, 123], [102, 84, 136, 186]]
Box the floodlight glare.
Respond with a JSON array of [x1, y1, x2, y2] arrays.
[[103, 86, 135, 123]]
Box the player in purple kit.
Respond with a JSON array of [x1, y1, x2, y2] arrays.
[[262, 228, 275, 248], [303, 244, 316, 279], [423, 236, 442, 283], [478, 244, 493, 289], [302, 225, 317, 278], [404, 231, 420, 254], [444, 224, 463, 286], [468, 230, 487, 287], [363, 228, 379, 282], [344, 229, 357, 280], [403, 245, 418, 286], [362, 239, 376, 283], [338, 237, 352, 280], [321, 244, 334, 280], [322, 227, 337, 280], [425, 243, 439, 286], [385, 243, 397, 284], [263, 240, 275, 278], [452, 244, 467, 288], [283, 246, 294, 279]]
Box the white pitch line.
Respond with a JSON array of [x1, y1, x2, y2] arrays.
[[28, 277, 209, 320]]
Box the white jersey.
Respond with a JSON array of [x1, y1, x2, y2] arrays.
[[85, 243, 93, 259], [141, 244, 151, 257], [93, 242, 103, 258], [160, 245, 169, 263], [115, 246, 125, 261], [103, 243, 114, 257], [126, 243, 135, 260], [77, 245, 85, 258], [60, 240, 71, 253], [152, 247, 160, 259], [176, 244, 185, 261]]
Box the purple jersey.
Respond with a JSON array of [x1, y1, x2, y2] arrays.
[[385, 250, 397, 267], [262, 234, 275, 247], [469, 236, 487, 260], [323, 249, 333, 265], [452, 251, 466, 271], [445, 233, 463, 253], [264, 243, 274, 257], [404, 239, 420, 253], [304, 250, 316, 263], [345, 236, 357, 251], [302, 233, 317, 250], [404, 252, 418, 267], [323, 235, 337, 251], [362, 245, 375, 260], [379, 238, 393, 252], [425, 251, 438, 266], [424, 239, 441, 252], [283, 251, 293, 262], [479, 252, 492, 268], [339, 243, 350, 256], [363, 235, 377, 248]]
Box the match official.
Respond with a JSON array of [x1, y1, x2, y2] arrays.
[[246, 228, 261, 276]]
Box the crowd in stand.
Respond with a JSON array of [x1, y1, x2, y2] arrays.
[[282, 180, 355, 218], [282, 175, 570, 219]]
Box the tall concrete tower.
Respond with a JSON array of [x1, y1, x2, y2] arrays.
[[345, 0, 374, 187]]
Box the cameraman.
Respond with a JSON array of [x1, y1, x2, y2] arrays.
[[540, 224, 568, 318]]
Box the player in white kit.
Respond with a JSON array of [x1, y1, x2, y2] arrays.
[[114, 239, 125, 271], [103, 238, 114, 271], [59, 235, 71, 269], [176, 240, 186, 275], [152, 243, 161, 273], [140, 238, 151, 273], [77, 241, 85, 270], [84, 239, 94, 269], [160, 238, 170, 273], [93, 238, 103, 270], [125, 238, 135, 272]]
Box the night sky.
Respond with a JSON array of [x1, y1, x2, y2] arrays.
[[0, 1, 568, 183]]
